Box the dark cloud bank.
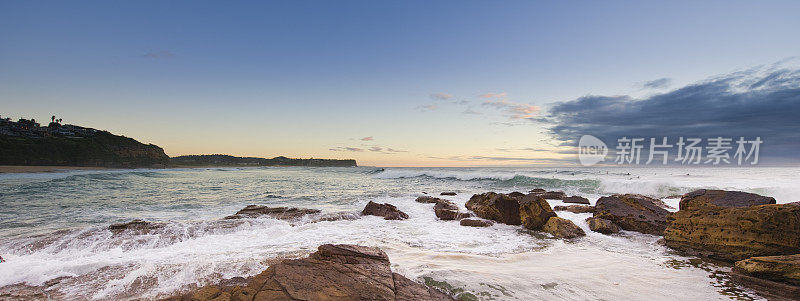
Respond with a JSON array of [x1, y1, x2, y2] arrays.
[[544, 65, 800, 164]]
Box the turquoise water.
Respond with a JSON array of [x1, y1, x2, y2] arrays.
[[1, 166, 796, 300]]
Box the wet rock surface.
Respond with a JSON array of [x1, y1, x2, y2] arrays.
[[108, 219, 166, 234], [466, 192, 555, 230], [224, 205, 322, 220], [679, 189, 776, 210], [542, 217, 585, 239], [362, 201, 409, 220], [529, 189, 566, 200], [585, 217, 620, 234], [553, 205, 595, 214], [562, 196, 590, 205], [593, 194, 670, 235], [734, 254, 800, 286], [664, 190, 800, 262], [459, 218, 493, 227], [164, 244, 453, 301]]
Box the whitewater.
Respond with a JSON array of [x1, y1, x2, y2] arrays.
[[0, 166, 797, 300]]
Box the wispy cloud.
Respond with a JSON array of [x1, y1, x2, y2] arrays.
[[480, 92, 540, 119], [416, 104, 438, 112], [639, 77, 672, 89], [329, 147, 364, 152], [462, 107, 481, 115], [360, 136, 374, 141], [141, 50, 175, 59], [430, 93, 453, 100]]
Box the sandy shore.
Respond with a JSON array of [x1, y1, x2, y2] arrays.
[[0, 166, 108, 174]]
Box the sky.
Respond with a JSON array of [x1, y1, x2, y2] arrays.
[[1, 0, 799, 166]]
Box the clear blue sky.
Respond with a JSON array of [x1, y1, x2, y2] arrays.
[[2, 0, 799, 166]]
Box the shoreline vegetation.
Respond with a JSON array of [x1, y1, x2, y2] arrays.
[[0, 114, 356, 170]]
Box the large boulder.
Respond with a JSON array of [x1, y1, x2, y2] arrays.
[[593, 194, 670, 235], [542, 217, 585, 239], [585, 217, 620, 234], [664, 191, 800, 262], [362, 201, 409, 220], [465, 192, 555, 230], [553, 205, 595, 214], [562, 196, 590, 205], [679, 189, 776, 210], [171, 244, 453, 301], [225, 205, 321, 220]]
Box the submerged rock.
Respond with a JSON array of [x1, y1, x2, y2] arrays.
[[108, 219, 165, 234], [466, 192, 555, 230], [459, 218, 493, 227], [440, 192, 457, 196], [542, 217, 585, 239], [415, 196, 442, 203], [168, 244, 453, 301], [562, 196, 590, 205], [362, 201, 409, 220], [593, 194, 670, 235], [224, 205, 321, 220], [585, 217, 620, 234], [664, 190, 800, 262], [553, 205, 595, 214]]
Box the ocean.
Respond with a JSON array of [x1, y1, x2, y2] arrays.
[[1, 166, 797, 300]]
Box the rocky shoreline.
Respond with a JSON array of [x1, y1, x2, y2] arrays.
[[2, 188, 798, 300]]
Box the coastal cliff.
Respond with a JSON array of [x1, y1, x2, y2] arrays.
[[0, 131, 170, 168]]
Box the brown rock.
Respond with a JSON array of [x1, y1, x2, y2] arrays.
[[362, 201, 409, 220], [224, 205, 321, 220], [529, 188, 546, 194], [252, 244, 451, 301], [172, 244, 452, 301], [553, 205, 595, 214], [459, 218, 493, 227], [734, 254, 800, 286], [507, 191, 526, 198], [730, 271, 800, 301], [542, 217, 585, 239], [664, 193, 800, 262], [593, 194, 670, 235], [519, 195, 557, 230], [562, 196, 590, 205], [531, 190, 566, 200], [108, 219, 165, 234], [585, 217, 620, 234], [440, 192, 457, 196], [465, 192, 555, 230], [415, 196, 442, 203], [679, 189, 776, 210]]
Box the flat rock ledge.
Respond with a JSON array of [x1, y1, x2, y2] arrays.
[[162, 244, 453, 301], [225, 205, 322, 220]]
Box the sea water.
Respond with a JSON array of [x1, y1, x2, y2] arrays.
[[1, 166, 797, 300]]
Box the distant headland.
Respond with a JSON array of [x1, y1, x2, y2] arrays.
[[0, 114, 356, 169]]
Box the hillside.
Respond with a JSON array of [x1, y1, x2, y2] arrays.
[[171, 154, 357, 167]]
